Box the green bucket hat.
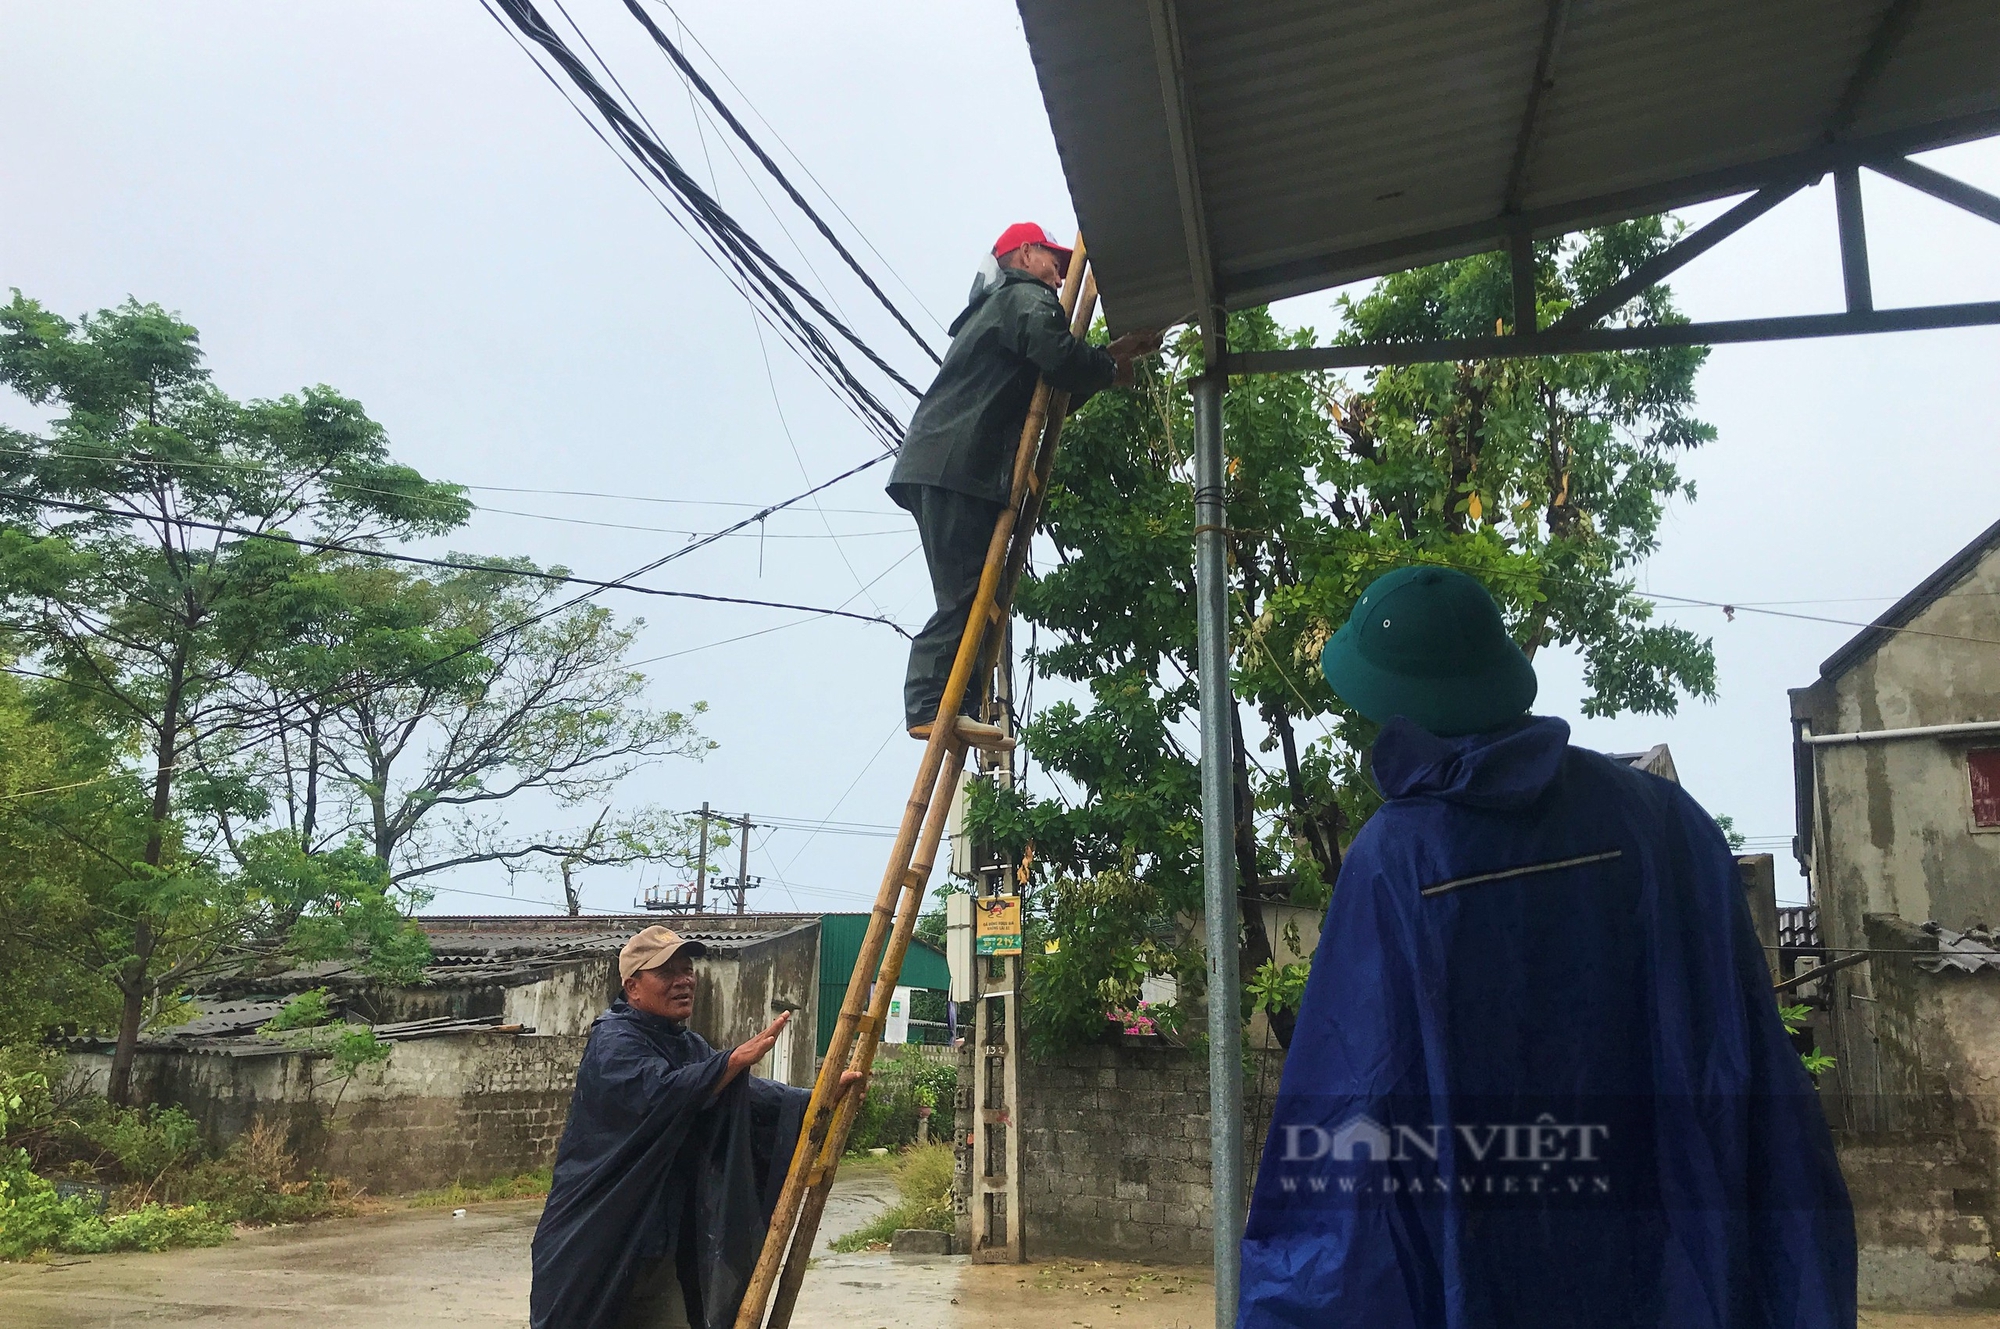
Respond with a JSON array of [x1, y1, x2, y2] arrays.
[[1320, 565, 1537, 737]]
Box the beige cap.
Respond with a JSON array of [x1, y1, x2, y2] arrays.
[[618, 925, 707, 982]]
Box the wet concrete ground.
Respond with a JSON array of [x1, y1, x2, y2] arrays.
[[0, 1176, 1990, 1328]]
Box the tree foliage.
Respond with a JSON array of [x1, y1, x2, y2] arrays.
[[0, 292, 714, 1103], [984, 220, 1720, 1048]]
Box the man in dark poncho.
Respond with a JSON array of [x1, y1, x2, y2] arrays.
[[530, 925, 860, 1329], [1238, 565, 1855, 1329], [889, 221, 1159, 749]]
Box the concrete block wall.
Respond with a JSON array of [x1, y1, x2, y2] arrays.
[[1014, 1041, 1284, 1261], [72, 1031, 590, 1194]]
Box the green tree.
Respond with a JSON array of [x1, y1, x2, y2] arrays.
[[984, 220, 1718, 1048], [0, 292, 468, 1102], [0, 672, 130, 1043], [217, 557, 717, 902]]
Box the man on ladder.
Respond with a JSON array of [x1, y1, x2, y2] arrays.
[[889, 222, 1160, 748]]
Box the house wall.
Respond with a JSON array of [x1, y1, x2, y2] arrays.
[[502, 958, 620, 1036], [1787, 541, 2000, 1306], [69, 1032, 588, 1193], [1795, 540, 2000, 952], [691, 925, 819, 1088]]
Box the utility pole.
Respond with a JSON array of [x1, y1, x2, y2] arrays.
[[695, 801, 711, 913], [736, 814, 752, 914], [964, 623, 1024, 1263]]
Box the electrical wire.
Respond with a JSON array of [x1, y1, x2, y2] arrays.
[[780, 718, 904, 875], [478, 0, 903, 452], [484, 0, 918, 448], [0, 445, 905, 531], [618, 0, 941, 366], [645, 0, 947, 336], [12, 492, 910, 636], [623, 542, 919, 669]]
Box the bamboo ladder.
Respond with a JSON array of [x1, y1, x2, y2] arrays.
[[733, 238, 1101, 1329]]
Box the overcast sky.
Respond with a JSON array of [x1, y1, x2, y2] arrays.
[[5, 2, 1997, 915]]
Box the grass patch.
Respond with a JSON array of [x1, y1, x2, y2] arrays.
[[406, 1169, 552, 1208], [827, 1143, 953, 1253]]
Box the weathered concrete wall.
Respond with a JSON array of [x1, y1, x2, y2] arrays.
[[1820, 914, 2000, 1307], [692, 927, 819, 1089], [503, 958, 620, 1037], [1793, 539, 2000, 950], [1008, 1041, 1284, 1261], [71, 1032, 588, 1193]]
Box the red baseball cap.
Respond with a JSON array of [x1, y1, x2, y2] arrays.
[[991, 222, 1073, 276]]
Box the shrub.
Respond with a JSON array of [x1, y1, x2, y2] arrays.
[[407, 1168, 552, 1208], [60, 1201, 230, 1254], [81, 1104, 206, 1187], [173, 1121, 352, 1224], [843, 1055, 956, 1154], [827, 1143, 955, 1252], [0, 1148, 78, 1260]]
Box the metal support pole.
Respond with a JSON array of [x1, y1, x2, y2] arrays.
[[1192, 371, 1242, 1328], [695, 801, 710, 913], [1835, 165, 1873, 314], [737, 815, 752, 914]]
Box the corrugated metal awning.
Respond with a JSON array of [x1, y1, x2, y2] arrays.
[[1017, 0, 2000, 338]]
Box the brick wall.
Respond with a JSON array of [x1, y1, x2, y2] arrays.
[[1009, 1041, 1285, 1261]]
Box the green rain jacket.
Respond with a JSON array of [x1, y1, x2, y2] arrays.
[[887, 266, 1117, 510]]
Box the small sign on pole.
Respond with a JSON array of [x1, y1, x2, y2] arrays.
[[884, 986, 912, 1044], [974, 895, 1023, 956]]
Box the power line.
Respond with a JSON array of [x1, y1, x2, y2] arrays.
[[618, 0, 942, 366], [476, 0, 903, 450], [0, 444, 905, 524], [623, 542, 920, 668], [12, 492, 911, 636], [646, 0, 948, 336], [484, 0, 919, 449]]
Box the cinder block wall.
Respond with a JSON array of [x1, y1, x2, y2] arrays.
[[71, 1032, 589, 1193], [1012, 1041, 1285, 1261]]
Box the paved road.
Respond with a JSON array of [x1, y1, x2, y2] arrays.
[[0, 1178, 1988, 1329]]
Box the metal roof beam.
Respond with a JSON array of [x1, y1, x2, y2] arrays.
[[1869, 156, 2000, 226], [1834, 166, 1874, 313], [1550, 179, 1812, 333], [1503, 0, 1576, 215], [1223, 301, 2000, 374], [1145, 0, 1222, 361], [1217, 107, 2000, 311], [1827, 0, 1924, 139], [1509, 230, 1537, 334]]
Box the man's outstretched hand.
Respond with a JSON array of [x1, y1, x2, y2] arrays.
[[718, 1013, 868, 1099], [720, 1010, 790, 1092], [1108, 328, 1166, 386]]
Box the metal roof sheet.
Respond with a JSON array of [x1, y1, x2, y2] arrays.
[[1016, 0, 2000, 333]]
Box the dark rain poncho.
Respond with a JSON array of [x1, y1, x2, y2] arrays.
[[530, 999, 807, 1329], [887, 265, 1116, 509], [1239, 717, 1855, 1329]]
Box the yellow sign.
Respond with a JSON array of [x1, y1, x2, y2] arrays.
[[973, 895, 1022, 956]]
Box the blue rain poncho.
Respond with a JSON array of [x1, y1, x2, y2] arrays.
[[530, 999, 807, 1329], [1239, 717, 1854, 1329]]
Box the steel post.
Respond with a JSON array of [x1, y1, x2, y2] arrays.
[[1192, 371, 1242, 1328]]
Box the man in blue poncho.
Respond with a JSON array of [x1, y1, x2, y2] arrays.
[[1238, 565, 1855, 1329], [530, 926, 861, 1329]]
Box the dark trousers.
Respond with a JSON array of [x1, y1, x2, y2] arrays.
[[901, 484, 1005, 729]]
